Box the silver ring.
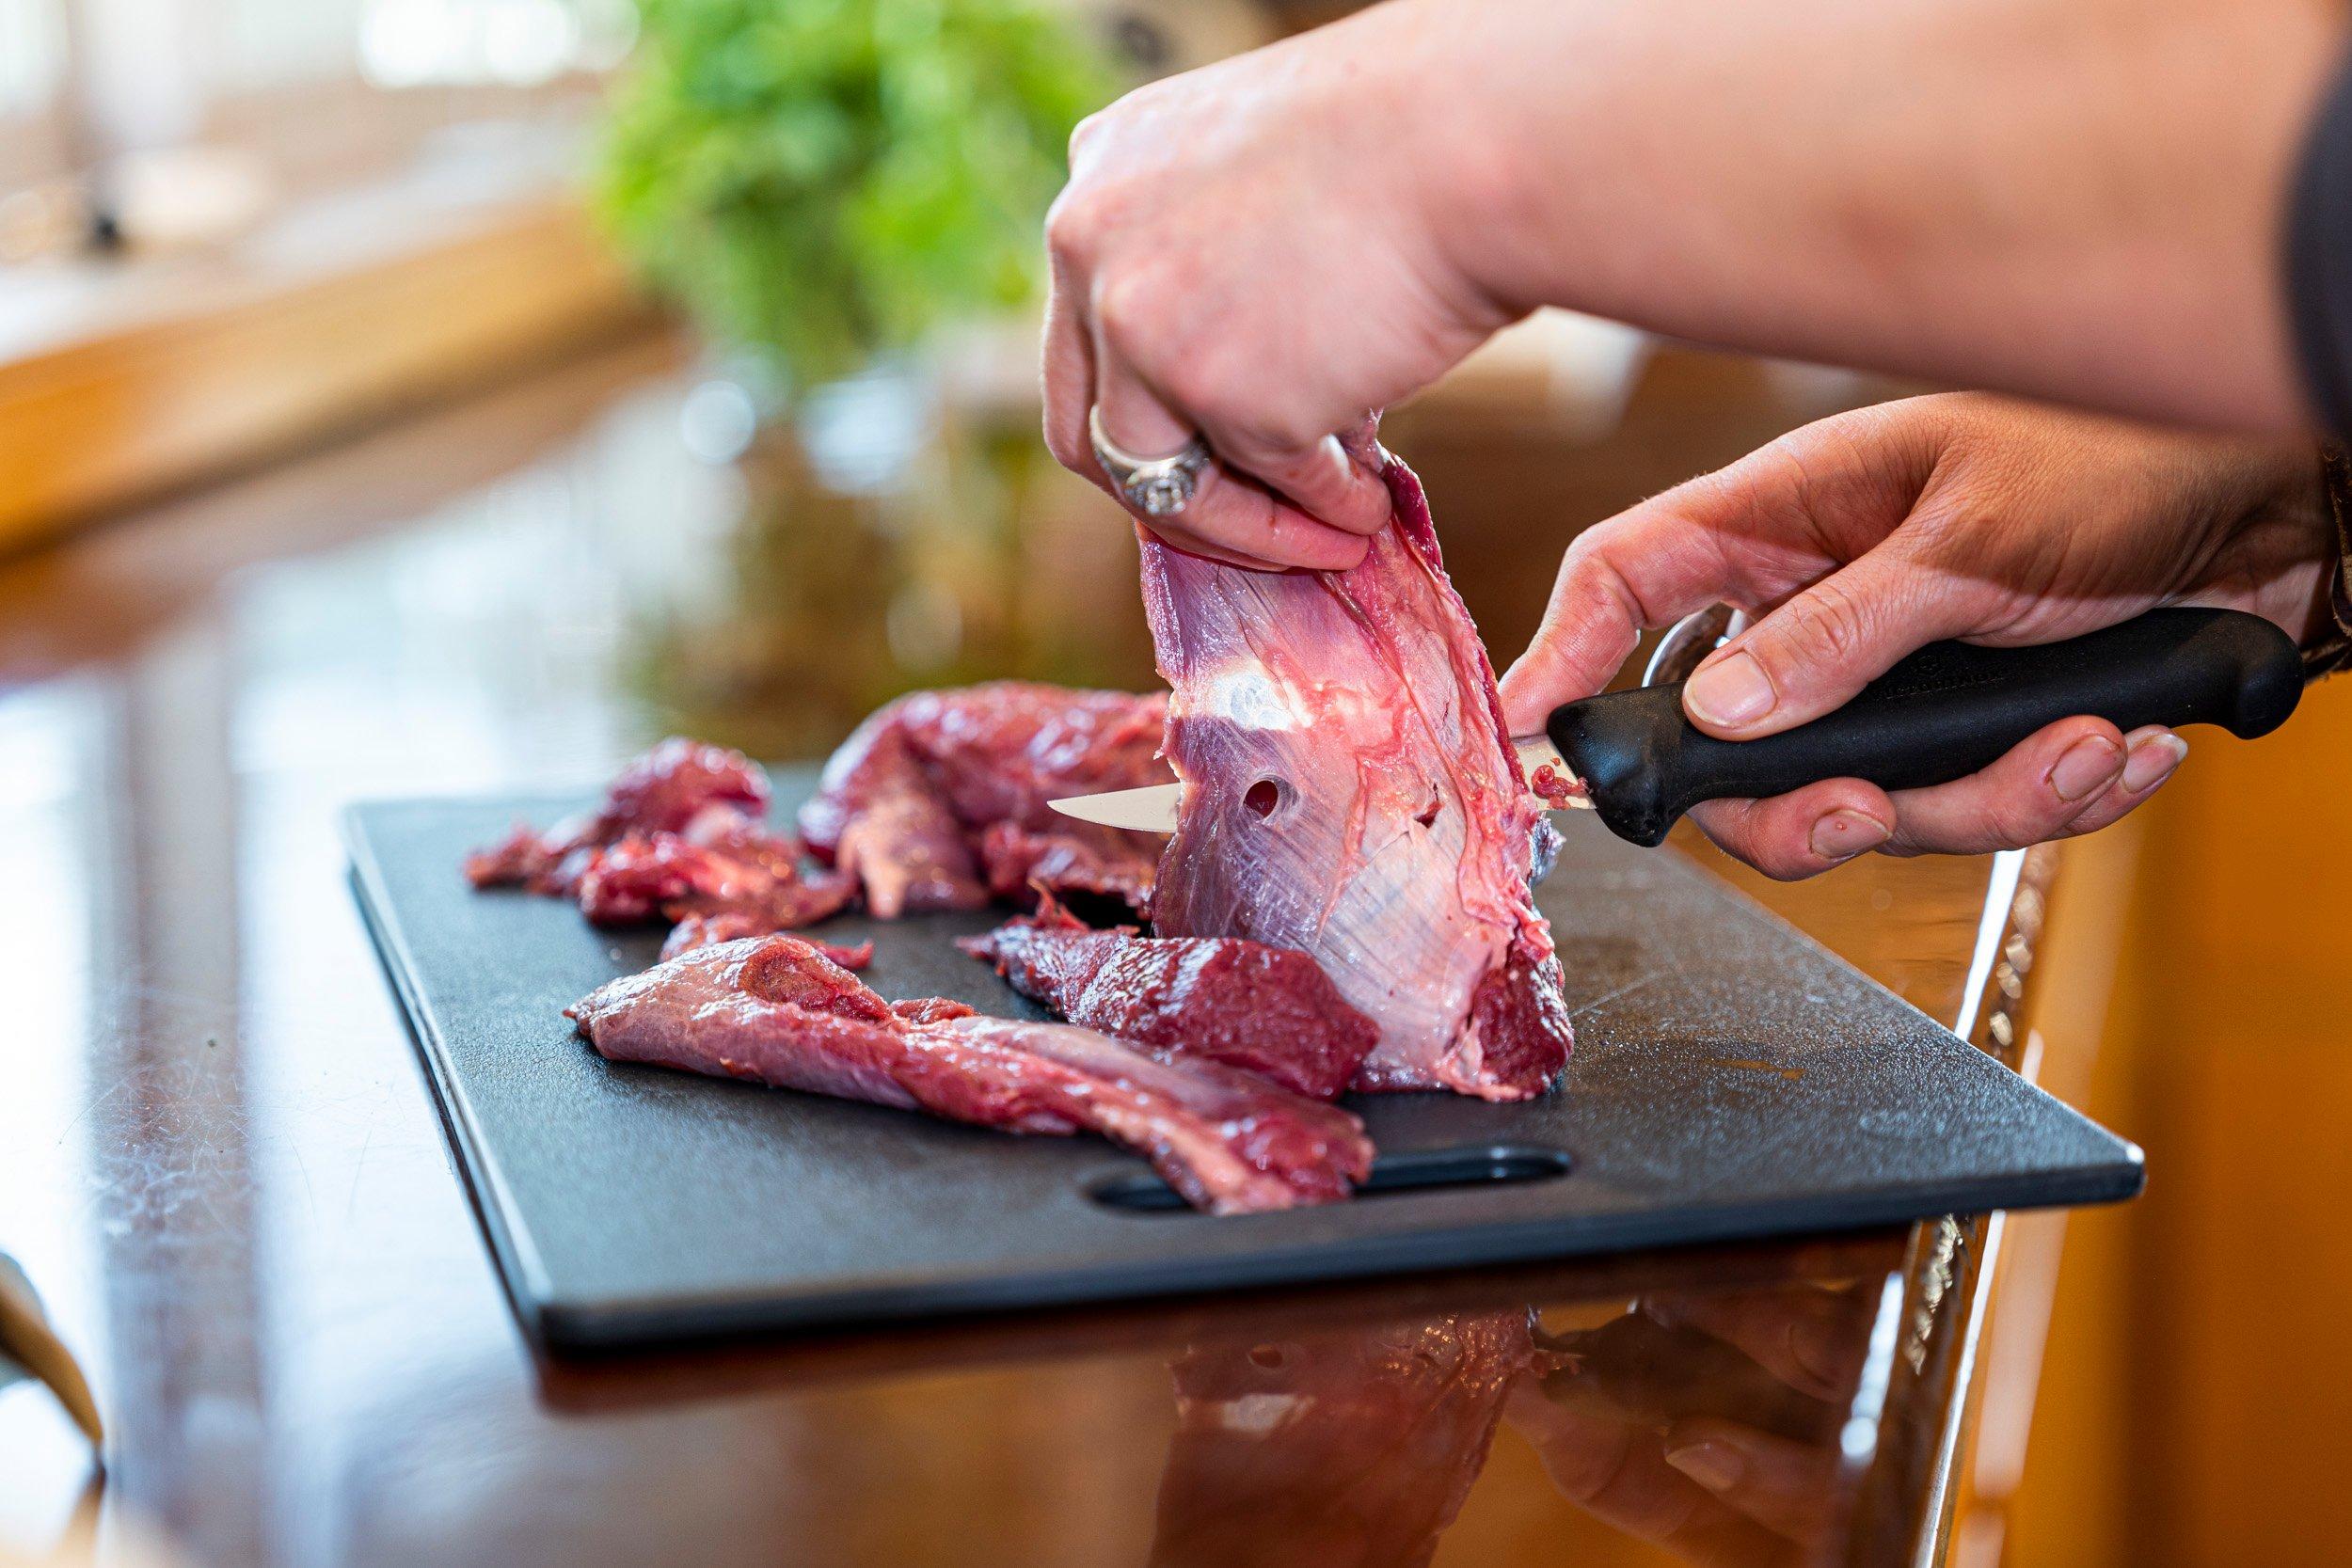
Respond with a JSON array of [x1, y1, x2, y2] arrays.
[[1644, 605, 1748, 687], [1089, 406, 1213, 518]]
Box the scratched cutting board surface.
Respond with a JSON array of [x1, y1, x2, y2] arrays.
[[346, 771, 2141, 1349]]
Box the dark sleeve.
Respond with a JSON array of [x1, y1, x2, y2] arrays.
[[2290, 53, 2352, 438]]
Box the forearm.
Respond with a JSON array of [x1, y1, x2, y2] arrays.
[[1395, 0, 2346, 434]]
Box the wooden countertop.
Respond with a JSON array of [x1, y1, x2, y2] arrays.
[[0, 332, 2081, 1568]]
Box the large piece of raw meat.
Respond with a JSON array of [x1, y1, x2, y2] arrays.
[[1140, 456, 1572, 1101], [799, 682, 1171, 918], [565, 933, 1374, 1213], [960, 897, 1378, 1101]]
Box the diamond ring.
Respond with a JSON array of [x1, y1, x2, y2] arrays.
[[1089, 406, 1213, 519]]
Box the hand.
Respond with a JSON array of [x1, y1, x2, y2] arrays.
[[1511, 1281, 1885, 1565], [1040, 4, 1514, 569], [1499, 394, 2338, 879], [1041, 0, 2340, 565]]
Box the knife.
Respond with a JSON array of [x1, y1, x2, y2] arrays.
[[1048, 607, 2304, 847]]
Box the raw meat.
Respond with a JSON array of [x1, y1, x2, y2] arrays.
[[1148, 1311, 1535, 1567], [959, 896, 1377, 1101], [662, 915, 872, 968], [464, 737, 769, 895], [799, 683, 1171, 918], [1139, 455, 1572, 1101], [580, 830, 857, 949], [565, 933, 1375, 1214], [465, 737, 857, 956]]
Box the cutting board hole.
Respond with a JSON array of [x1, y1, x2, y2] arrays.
[[1089, 1144, 1573, 1213]]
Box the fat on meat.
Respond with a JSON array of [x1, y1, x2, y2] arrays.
[[565, 933, 1375, 1214], [464, 738, 859, 958], [1140, 455, 1572, 1101]]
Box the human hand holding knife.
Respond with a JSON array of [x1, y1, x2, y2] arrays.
[[1519, 606, 2301, 846], [1050, 607, 2304, 847]]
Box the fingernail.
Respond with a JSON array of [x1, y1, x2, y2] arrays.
[[2049, 736, 2124, 802], [1685, 652, 1776, 728], [2122, 733, 2187, 792], [1809, 808, 1890, 863], [1662, 1440, 1745, 1493]]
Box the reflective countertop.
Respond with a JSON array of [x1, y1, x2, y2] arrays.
[[0, 332, 2046, 1568]]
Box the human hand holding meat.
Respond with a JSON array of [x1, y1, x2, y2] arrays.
[[1043, 0, 2341, 569], [1500, 395, 2339, 879], [1041, 3, 1516, 569]]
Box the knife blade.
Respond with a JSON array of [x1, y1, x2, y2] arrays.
[[1045, 780, 1185, 832], [1047, 738, 1593, 833], [1049, 608, 2305, 846]]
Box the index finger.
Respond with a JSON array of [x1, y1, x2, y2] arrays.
[[1498, 473, 1830, 734]]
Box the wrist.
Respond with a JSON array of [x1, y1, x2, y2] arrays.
[[1374, 0, 1589, 325]]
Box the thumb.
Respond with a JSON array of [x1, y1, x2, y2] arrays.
[[1681, 546, 1971, 737]]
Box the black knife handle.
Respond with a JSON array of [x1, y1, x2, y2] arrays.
[[1547, 607, 2303, 847]]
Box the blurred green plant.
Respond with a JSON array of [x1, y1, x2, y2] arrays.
[[596, 0, 1113, 388]]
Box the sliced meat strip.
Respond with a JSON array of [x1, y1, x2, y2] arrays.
[[799, 683, 1171, 918], [960, 896, 1378, 1101], [580, 832, 857, 945], [565, 934, 1374, 1214], [465, 737, 859, 955], [812, 726, 986, 916], [661, 914, 871, 966], [465, 737, 770, 894]]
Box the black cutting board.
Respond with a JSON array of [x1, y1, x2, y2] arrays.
[[345, 773, 2141, 1349]]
